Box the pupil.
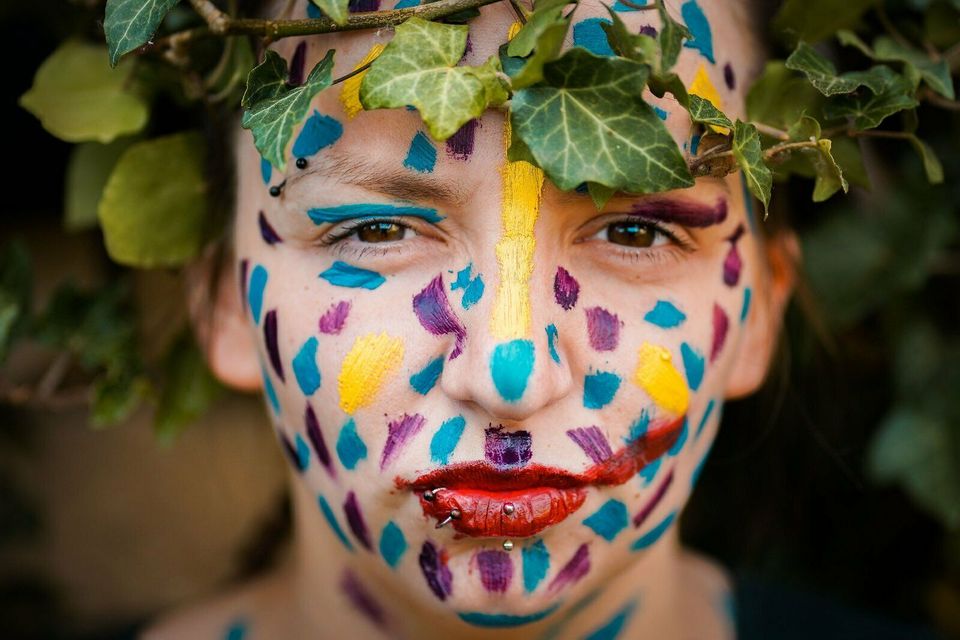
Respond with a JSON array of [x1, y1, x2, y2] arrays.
[[357, 221, 404, 243], [608, 221, 655, 248]]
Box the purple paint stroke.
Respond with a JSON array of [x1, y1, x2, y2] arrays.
[[319, 300, 351, 334], [306, 404, 335, 478], [566, 426, 613, 465], [633, 467, 674, 528], [554, 266, 580, 310], [264, 309, 284, 382], [630, 197, 727, 228], [279, 430, 305, 471], [476, 550, 513, 593], [711, 303, 729, 363], [484, 425, 533, 469], [639, 25, 657, 37], [239, 259, 249, 311], [723, 62, 736, 90], [258, 210, 283, 245], [419, 541, 453, 600], [585, 306, 620, 352], [412, 275, 467, 360], [446, 119, 478, 161], [288, 41, 307, 87], [723, 224, 745, 287], [548, 543, 590, 594], [380, 413, 426, 470], [343, 491, 372, 550], [340, 569, 387, 628]]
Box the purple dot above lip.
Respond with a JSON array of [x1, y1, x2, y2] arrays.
[[484, 425, 533, 469]]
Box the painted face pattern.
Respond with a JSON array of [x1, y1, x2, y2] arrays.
[[232, 0, 759, 636]]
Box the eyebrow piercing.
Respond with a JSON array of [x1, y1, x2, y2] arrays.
[[435, 508, 461, 528], [502, 540, 514, 552], [296, 157, 308, 169], [268, 179, 287, 198]]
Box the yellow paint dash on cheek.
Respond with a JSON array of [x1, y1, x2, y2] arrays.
[[489, 115, 545, 340], [688, 63, 729, 136], [633, 342, 690, 416], [339, 44, 385, 120], [337, 332, 404, 414]]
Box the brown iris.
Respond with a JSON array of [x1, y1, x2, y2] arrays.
[[356, 221, 405, 242], [606, 220, 656, 248]]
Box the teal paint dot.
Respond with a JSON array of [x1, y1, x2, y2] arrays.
[[546, 324, 561, 364], [582, 499, 629, 542], [261, 365, 280, 414], [294, 432, 311, 470], [336, 418, 367, 470], [248, 265, 268, 324], [572, 18, 615, 57], [680, 343, 705, 392], [740, 287, 752, 322], [585, 601, 638, 640], [451, 263, 484, 309], [490, 339, 535, 403], [522, 539, 550, 593], [292, 336, 321, 396], [319, 261, 385, 289], [379, 521, 407, 568], [318, 494, 354, 551], [631, 511, 678, 551], [583, 370, 621, 409], [625, 409, 650, 444], [643, 300, 686, 328], [224, 618, 248, 640], [403, 131, 437, 173], [260, 156, 272, 184], [292, 109, 343, 157], [654, 106, 668, 120], [430, 415, 466, 465], [410, 356, 444, 395]]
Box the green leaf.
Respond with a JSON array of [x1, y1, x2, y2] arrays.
[[242, 49, 335, 171], [360, 18, 504, 140], [746, 61, 825, 130], [507, 0, 571, 57], [91, 368, 151, 428], [601, 6, 658, 67], [687, 94, 733, 129], [810, 139, 849, 201], [104, 0, 181, 67], [154, 333, 223, 445], [510, 48, 693, 194], [308, 0, 349, 26], [508, 20, 571, 90], [785, 42, 899, 96], [731, 120, 772, 215], [18, 39, 149, 143], [98, 132, 209, 267], [0, 241, 32, 364], [587, 182, 616, 210], [773, 0, 876, 44], [64, 139, 137, 232], [468, 55, 510, 108], [830, 136, 869, 188], [205, 35, 256, 104], [823, 82, 919, 129], [655, 0, 690, 72], [905, 134, 944, 184], [872, 36, 955, 99], [648, 71, 689, 108], [836, 29, 875, 58]]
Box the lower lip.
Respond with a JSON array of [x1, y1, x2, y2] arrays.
[[400, 416, 684, 538]]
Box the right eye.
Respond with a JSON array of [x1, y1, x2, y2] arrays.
[[354, 221, 410, 243]]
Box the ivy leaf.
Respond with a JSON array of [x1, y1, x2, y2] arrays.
[[242, 49, 335, 171], [732, 120, 772, 215], [104, 0, 181, 67], [687, 94, 733, 129], [746, 61, 825, 130], [98, 132, 209, 267], [601, 6, 658, 66], [507, 0, 572, 57], [508, 20, 570, 90], [92, 368, 151, 428], [785, 42, 899, 96], [872, 36, 955, 100], [587, 183, 616, 210], [0, 241, 32, 365], [360, 18, 505, 140], [154, 333, 223, 445], [905, 134, 944, 184], [823, 82, 919, 130], [18, 39, 149, 143], [65, 139, 137, 232], [773, 0, 875, 44], [810, 139, 849, 202], [308, 0, 349, 26], [655, 0, 690, 72], [468, 55, 510, 107], [511, 49, 693, 194]]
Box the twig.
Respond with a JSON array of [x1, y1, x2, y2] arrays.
[[876, 4, 912, 50], [919, 88, 960, 111], [508, 0, 527, 24], [753, 122, 790, 141], [35, 352, 72, 401], [188, 0, 231, 35], [332, 60, 373, 85]]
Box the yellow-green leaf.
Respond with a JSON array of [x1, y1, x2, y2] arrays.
[[65, 139, 137, 232], [732, 120, 772, 215]]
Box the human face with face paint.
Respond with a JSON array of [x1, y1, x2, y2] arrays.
[[171, 1, 796, 638]]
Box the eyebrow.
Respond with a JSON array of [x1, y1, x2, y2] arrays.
[[284, 150, 467, 207]]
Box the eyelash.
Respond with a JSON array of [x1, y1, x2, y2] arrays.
[[318, 217, 419, 257]]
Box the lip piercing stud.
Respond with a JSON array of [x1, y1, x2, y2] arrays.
[[502, 540, 514, 552], [503, 503, 515, 515], [423, 487, 446, 502], [435, 508, 461, 529]]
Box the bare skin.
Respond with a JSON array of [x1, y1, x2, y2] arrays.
[[145, 0, 797, 638]]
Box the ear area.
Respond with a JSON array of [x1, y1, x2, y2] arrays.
[[185, 244, 262, 392], [723, 230, 801, 400]]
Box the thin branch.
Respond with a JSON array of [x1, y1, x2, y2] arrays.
[[332, 60, 373, 85], [920, 88, 960, 111], [508, 0, 527, 25], [875, 4, 912, 50], [188, 0, 231, 35], [753, 122, 790, 141]]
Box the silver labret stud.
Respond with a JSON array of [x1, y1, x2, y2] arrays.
[[423, 487, 445, 502], [436, 515, 453, 528], [503, 502, 515, 515], [435, 508, 461, 529], [502, 540, 514, 551]]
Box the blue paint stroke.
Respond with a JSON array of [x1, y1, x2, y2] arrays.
[[260, 156, 272, 184], [612, 0, 646, 10], [336, 418, 367, 470], [741, 287, 752, 323], [546, 324, 561, 364], [393, 0, 419, 6], [638, 456, 662, 486], [306, 1, 322, 17], [681, 0, 715, 63], [585, 601, 638, 640], [308, 203, 444, 224], [379, 521, 407, 569], [292, 109, 343, 157], [522, 539, 550, 593], [261, 365, 280, 414], [292, 336, 322, 396], [319, 261, 386, 289], [248, 264, 268, 324], [491, 339, 535, 403], [668, 417, 689, 456], [654, 106, 668, 120], [631, 511, 678, 551], [626, 408, 650, 444], [572, 18, 615, 57], [410, 356, 444, 395], [451, 264, 484, 309], [680, 343, 705, 392], [318, 494, 354, 551], [692, 439, 715, 487], [224, 618, 248, 640], [430, 415, 466, 464], [695, 398, 716, 440], [691, 133, 702, 155], [643, 300, 686, 328], [457, 603, 560, 627], [583, 370, 621, 409], [294, 432, 311, 470], [582, 499, 629, 542], [403, 131, 437, 173]]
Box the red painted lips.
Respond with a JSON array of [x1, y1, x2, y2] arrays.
[[396, 416, 684, 538]]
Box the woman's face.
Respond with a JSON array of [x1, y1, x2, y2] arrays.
[[225, 0, 780, 628]]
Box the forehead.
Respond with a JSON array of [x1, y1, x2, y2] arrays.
[[252, 0, 758, 189]]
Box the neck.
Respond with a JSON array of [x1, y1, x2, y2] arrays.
[[283, 476, 732, 640]]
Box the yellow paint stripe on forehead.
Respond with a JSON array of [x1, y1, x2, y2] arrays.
[[633, 342, 690, 416], [688, 63, 729, 135], [339, 44, 385, 120], [338, 332, 404, 414]]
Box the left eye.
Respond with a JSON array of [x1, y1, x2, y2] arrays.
[[353, 221, 410, 243], [596, 220, 670, 248]]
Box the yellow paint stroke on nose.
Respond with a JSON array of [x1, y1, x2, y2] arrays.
[[633, 342, 690, 416], [688, 63, 729, 136], [338, 332, 404, 414], [339, 44, 385, 120]]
